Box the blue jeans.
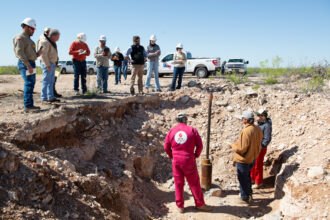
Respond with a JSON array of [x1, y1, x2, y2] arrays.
[[17, 60, 36, 108], [73, 60, 87, 92], [114, 66, 122, 84], [145, 62, 160, 90], [96, 66, 109, 91], [41, 62, 55, 100], [121, 64, 128, 80], [170, 67, 185, 91], [236, 162, 255, 200]]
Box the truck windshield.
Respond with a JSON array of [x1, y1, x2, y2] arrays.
[[228, 59, 243, 63]]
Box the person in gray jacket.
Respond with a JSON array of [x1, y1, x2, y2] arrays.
[[94, 35, 111, 93], [145, 34, 161, 92], [250, 109, 272, 189]]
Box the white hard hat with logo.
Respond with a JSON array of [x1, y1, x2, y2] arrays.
[[176, 43, 183, 49], [21, 18, 36, 29], [115, 47, 120, 52], [77, 33, 87, 42], [150, 34, 157, 41], [99, 35, 106, 41]]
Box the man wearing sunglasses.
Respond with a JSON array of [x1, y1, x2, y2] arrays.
[[13, 18, 43, 112]]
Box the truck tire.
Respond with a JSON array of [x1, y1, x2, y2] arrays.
[[195, 67, 208, 78], [88, 68, 94, 75], [61, 68, 66, 74]]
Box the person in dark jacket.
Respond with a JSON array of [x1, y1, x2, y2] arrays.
[[250, 109, 272, 189], [111, 47, 124, 85], [125, 36, 147, 95]]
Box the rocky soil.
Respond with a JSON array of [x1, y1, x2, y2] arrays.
[[0, 74, 329, 219]]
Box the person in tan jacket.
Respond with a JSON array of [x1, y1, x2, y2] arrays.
[[229, 110, 263, 205], [38, 29, 60, 103]]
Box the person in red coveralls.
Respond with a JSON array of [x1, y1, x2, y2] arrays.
[[164, 112, 212, 213], [69, 33, 90, 95]]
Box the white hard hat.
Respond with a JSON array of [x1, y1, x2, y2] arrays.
[[176, 43, 183, 49], [44, 27, 50, 32], [99, 35, 106, 41], [21, 18, 36, 29], [115, 47, 120, 52], [239, 110, 254, 119], [77, 33, 87, 42], [150, 34, 157, 41]]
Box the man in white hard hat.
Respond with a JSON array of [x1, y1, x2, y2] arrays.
[[125, 36, 147, 95], [13, 18, 43, 112], [145, 34, 161, 93], [111, 47, 124, 85], [37, 27, 51, 49], [229, 110, 263, 205], [94, 35, 111, 93], [69, 33, 90, 95], [38, 29, 61, 104], [170, 43, 186, 91]]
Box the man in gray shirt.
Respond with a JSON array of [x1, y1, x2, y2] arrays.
[[145, 34, 161, 92], [94, 35, 111, 93]]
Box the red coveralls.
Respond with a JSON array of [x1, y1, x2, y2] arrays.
[[164, 123, 205, 209]]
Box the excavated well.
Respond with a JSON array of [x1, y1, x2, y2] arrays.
[[0, 95, 177, 219]]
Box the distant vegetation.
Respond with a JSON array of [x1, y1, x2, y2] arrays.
[[0, 66, 42, 75]]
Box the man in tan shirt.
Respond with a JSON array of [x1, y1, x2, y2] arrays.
[[229, 110, 263, 205], [13, 18, 42, 111], [38, 29, 60, 103]]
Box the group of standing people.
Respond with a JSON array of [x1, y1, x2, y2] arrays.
[[164, 109, 272, 213], [13, 17, 189, 112]]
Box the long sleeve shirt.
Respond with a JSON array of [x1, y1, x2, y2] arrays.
[[164, 123, 203, 159], [173, 52, 187, 68], [146, 44, 161, 62], [69, 40, 90, 61], [258, 119, 272, 148], [231, 124, 263, 164], [94, 45, 111, 67], [125, 46, 147, 59], [13, 32, 38, 66]]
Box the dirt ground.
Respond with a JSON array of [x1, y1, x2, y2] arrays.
[[0, 73, 329, 219]]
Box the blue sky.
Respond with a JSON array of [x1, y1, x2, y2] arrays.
[[1, 0, 329, 67]]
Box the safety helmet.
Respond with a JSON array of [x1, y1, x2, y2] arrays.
[[115, 47, 120, 52], [176, 43, 183, 49], [176, 112, 187, 122], [150, 34, 157, 41], [77, 33, 87, 42], [239, 110, 254, 119], [44, 27, 50, 32], [21, 18, 36, 29], [99, 35, 106, 41], [256, 109, 268, 117]]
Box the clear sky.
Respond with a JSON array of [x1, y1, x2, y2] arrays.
[[1, 0, 329, 67]]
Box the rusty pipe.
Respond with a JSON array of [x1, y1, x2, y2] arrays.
[[201, 92, 213, 190]]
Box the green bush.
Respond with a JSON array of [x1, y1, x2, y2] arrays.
[[226, 74, 247, 85], [264, 77, 278, 84], [252, 84, 260, 90], [0, 66, 42, 75]]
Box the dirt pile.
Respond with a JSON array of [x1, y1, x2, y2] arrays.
[[0, 76, 329, 219]]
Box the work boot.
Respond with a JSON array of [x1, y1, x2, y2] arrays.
[[196, 205, 213, 212], [177, 207, 184, 214], [130, 87, 135, 96], [253, 184, 263, 189], [156, 89, 162, 92], [54, 90, 62, 98], [237, 195, 253, 206], [24, 106, 40, 112], [48, 98, 61, 103]]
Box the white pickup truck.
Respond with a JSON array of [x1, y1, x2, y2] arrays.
[[225, 59, 249, 75], [58, 61, 96, 74], [158, 52, 220, 78]]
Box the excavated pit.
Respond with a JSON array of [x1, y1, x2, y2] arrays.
[[1, 79, 329, 219]]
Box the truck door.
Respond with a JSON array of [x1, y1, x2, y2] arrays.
[[67, 61, 74, 73], [160, 54, 174, 73]]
